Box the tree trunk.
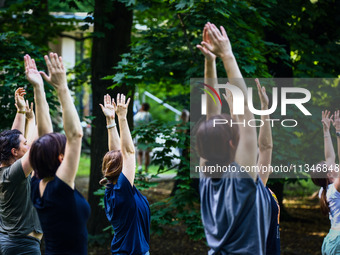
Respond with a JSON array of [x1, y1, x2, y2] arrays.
[[87, 0, 133, 238]]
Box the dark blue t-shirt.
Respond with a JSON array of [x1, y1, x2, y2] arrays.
[[266, 187, 280, 255], [31, 176, 90, 255], [105, 173, 150, 255]]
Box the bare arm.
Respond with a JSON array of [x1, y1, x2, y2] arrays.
[[256, 79, 273, 186], [24, 100, 37, 146], [11, 88, 26, 133], [100, 94, 120, 151], [197, 25, 220, 120], [24, 54, 53, 136], [322, 110, 336, 167], [41, 53, 83, 189], [205, 23, 257, 179], [114, 94, 135, 186], [333, 110, 340, 192]]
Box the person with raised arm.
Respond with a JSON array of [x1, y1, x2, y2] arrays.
[[0, 87, 42, 254], [29, 52, 90, 255], [195, 22, 271, 255], [311, 110, 340, 255], [99, 93, 150, 255]]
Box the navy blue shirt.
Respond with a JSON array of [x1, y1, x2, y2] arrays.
[[266, 187, 280, 255], [199, 162, 272, 255], [31, 176, 90, 255], [105, 173, 150, 255]]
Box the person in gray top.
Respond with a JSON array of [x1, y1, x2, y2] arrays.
[[195, 22, 271, 255], [0, 55, 54, 255]]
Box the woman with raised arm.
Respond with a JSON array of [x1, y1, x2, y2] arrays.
[[99, 93, 150, 255], [195, 23, 271, 255], [29, 52, 90, 255], [0, 87, 42, 255], [311, 110, 340, 255]]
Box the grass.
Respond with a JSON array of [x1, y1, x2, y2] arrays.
[[77, 154, 177, 177]]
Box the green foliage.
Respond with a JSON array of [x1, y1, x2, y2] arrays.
[[0, 32, 58, 131]]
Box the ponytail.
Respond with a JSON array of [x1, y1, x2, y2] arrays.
[[310, 161, 330, 216], [320, 186, 330, 215]]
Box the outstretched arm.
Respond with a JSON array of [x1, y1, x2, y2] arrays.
[[205, 23, 257, 179], [24, 54, 53, 136], [114, 94, 135, 186], [256, 79, 273, 186], [197, 25, 220, 120], [11, 88, 27, 133], [100, 94, 120, 151], [322, 110, 335, 166], [332, 110, 340, 191], [41, 53, 83, 189]]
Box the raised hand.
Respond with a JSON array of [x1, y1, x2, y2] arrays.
[[222, 85, 234, 117], [255, 78, 269, 109], [114, 93, 130, 119], [99, 94, 116, 118], [322, 110, 333, 131], [25, 100, 35, 120], [24, 54, 44, 87], [197, 25, 216, 61], [333, 110, 340, 132], [15, 87, 26, 112], [39, 52, 67, 90], [202, 22, 233, 59]]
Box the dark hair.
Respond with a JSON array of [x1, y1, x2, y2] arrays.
[[310, 161, 330, 215], [195, 114, 239, 166], [0, 129, 22, 163], [141, 103, 150, 112], [100, 150, 123, 186], [29, 133, 66, 179]]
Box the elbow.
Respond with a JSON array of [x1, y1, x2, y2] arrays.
[[69, 130, 83, 140], [259, 143, 273, 152]]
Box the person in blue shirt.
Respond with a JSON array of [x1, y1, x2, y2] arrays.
[[195, 22, 272, 255], [224, 78, 280, 255], [99, 93, 151, 255], [29, 52, 90, 255]]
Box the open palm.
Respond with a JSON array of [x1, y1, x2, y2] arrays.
[[100, 94, 115, 118], [24, 55, 43, 86]]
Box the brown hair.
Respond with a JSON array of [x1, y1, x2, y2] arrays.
[[195, 114, 239, 166], [310, 161, 330, 215], [29, 133, 66, 179], [100, 150, 123, 186], [0, 129, 21, 164]]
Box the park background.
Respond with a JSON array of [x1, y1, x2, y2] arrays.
[[0, 0, 340, 254]]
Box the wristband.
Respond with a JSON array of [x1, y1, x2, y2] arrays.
[[107, 123, 116, 129], [17, 110, 26, 114], [336, 132, 340, 137]]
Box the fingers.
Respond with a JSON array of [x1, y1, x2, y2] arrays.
[[255, 78, 261, 92], [43, 55, 52, 76], [201, 41, 213, 52], [32, 58, 37, 70], [196, 45, 208, 55], [126, 98, 131, 107], [39, 71, 49, 82], [49, 52, 57, 69], [30, 102, 33, 111], [220, 26, 227, 37], [99, 104, 104, 111]]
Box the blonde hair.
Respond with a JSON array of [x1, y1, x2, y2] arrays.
[[99, 150, 123, 186]]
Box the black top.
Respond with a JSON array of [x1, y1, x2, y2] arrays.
[[31, 175, 90, 254]]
